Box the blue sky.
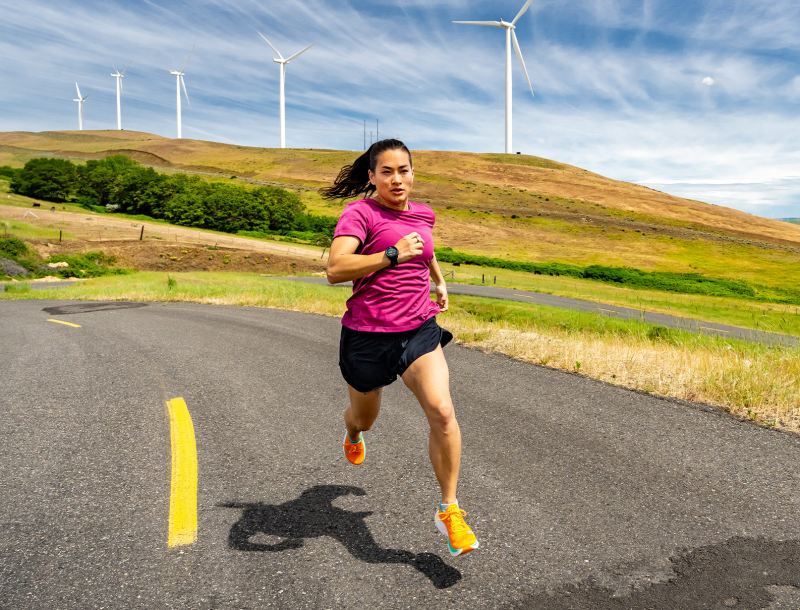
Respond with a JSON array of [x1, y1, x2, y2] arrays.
[[0, 0, 798, 219]]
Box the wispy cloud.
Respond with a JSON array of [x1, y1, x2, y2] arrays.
[[0, 0, 797, 218]]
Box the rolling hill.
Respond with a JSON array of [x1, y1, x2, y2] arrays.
[[1, 130, 799, 292]]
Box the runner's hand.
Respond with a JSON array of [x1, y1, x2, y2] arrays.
[[396, 232, 424, 263], [435, 283, 448, 311]]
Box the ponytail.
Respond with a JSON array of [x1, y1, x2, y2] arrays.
[[320, 138, 412, 200]]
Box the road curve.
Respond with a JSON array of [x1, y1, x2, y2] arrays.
[[286, 276, 799, 347], [1, 300, 799, 609]]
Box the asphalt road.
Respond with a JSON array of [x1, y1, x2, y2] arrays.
[[2, 301, 800, 609], [287, 276, 799, 348]]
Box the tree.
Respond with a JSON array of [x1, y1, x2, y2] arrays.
[[254, 186, 305, 232], [10, 158, 77, 202], [77, 155, 139, 206]]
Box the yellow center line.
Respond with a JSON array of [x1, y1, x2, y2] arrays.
[[166, 397, 198, 547], [47, 318, 81, 328]]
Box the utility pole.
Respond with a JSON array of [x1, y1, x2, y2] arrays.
[[363, 120, 366, 149], [376, 119, 379, 142]]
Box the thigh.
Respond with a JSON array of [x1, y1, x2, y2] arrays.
[[347, 384, 382, 419], [401, 346, 453, 415]]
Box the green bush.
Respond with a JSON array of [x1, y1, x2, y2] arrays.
[[0, 237, 39, 271], [0, 236, 29, 259], [434, 246, 770, 301], [10, 158, 77, 202], [45, 252, 128, 278]]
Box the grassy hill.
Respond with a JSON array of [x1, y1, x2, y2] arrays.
[[2, 130, 799, 294]]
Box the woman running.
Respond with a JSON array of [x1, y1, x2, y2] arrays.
[[322, 139, 479, 557]]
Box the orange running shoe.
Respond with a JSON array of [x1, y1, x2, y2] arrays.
[[435, 503, 479, 557], [343, 432, 365, 465]]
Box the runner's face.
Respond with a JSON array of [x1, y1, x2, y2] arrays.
[[368, 149, 414, 208]]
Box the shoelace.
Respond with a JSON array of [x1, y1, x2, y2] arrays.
[[346, 439, 362, 454], [440, 509, 471, 535]]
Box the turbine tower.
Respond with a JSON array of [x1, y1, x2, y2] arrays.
[[454, 0, 535, 153], [110, 67, 125, 130], [168, 68, 190, 139], [258, 31, 312, 148], [73, 82, 87, 131]]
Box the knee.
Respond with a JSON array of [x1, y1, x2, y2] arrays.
[[426, 401, 456, 432]]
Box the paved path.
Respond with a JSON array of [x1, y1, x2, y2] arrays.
[[2, 300, 800, 609], [286, 276, 799, 347]]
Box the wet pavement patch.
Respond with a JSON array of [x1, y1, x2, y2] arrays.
[[42, 302, 148, 316], [512, 537, 800, 609]]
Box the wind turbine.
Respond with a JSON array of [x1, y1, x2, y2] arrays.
[[257, 31, 312, 148], [73, 82, 87, 131], [454, 0, 535, 153], [110, 67, 126, 130], [168, 69, 191, 139], [169, 48, 194, 139]]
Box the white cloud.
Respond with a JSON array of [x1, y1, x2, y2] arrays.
[[0, 0, 798, 218]]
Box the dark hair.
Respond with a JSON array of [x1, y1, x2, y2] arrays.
[[320, 138, 412, 200]]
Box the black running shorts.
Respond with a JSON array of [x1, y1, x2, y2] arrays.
[[339, 317, 453, 393]]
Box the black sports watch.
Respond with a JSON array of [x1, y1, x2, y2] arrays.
[[385, 246, 399, 267]]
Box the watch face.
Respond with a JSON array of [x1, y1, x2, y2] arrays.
[[387, 246, 398, 257]]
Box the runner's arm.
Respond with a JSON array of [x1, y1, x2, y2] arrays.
[[326, 233, 424, 284], [429, 254, 449, 311], [326, 236, 391, 284]]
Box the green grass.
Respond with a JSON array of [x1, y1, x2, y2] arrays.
[[0, 220, 74, 241], [0, 270, 768, 352], [439, 262, 800, 337]]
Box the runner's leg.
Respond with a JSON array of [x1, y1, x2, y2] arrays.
[[401, 346, 460, 503], [344, 385, 382, 441]]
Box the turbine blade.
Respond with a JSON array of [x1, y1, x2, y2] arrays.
[[511, 0, 534, 25], [258, 31, 284, 60], [180, 75, 190, 106], [452, 20, 504, 27], [512, 30, 534, 95], [285, 43, 312, 63], [75, 82, 82, 98]]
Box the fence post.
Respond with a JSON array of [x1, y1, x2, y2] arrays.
[[59, 230, 62, 243], [140, 225, 144, 241], [482, 273, 485, 284]]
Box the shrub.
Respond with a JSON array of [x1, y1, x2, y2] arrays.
[[45, 252, 128, 278], [10, 158, 77, 201]]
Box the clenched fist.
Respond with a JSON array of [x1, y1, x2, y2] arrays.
[[395, 232, 424, 263]]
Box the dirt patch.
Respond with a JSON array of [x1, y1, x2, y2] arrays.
[[32, 239, 326, 274]]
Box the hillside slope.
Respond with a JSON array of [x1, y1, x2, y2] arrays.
[[1, 130, 799, 291]]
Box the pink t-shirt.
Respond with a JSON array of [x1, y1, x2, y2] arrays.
[[333, 198, 441, 332]]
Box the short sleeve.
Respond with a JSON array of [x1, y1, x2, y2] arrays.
[[334, 202, 369, 244]]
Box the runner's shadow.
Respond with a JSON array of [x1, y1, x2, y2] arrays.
[[220, 484, 462, 589]]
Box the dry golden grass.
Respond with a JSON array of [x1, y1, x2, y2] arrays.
[[3, 130, 799, 246], [3, 129, 799, 292], [442, 314, 800, 432]]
